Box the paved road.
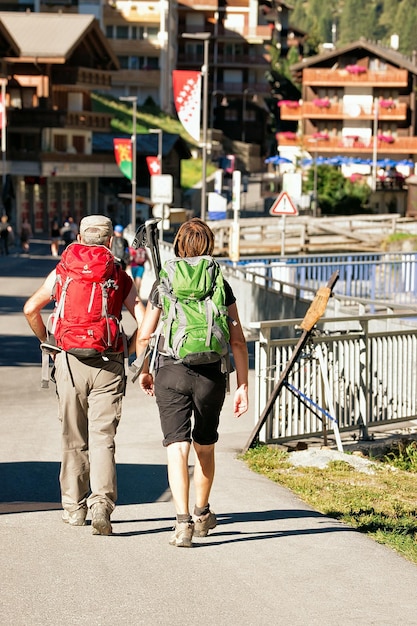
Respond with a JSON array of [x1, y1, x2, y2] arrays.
[[1, 241, 417, 625]]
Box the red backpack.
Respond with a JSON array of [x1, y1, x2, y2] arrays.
[[50, 243, 125, 357]]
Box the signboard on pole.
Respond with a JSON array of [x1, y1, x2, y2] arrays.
[[269, 191, 299, 216], [151, 174, 173, 204]]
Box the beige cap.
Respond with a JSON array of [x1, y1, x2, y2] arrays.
[[79, 215, 112, 239]]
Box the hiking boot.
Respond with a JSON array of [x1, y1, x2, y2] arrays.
[[62, 508, 87, 527], [193, 511, 217, 537], [91, 503, 112, 536], [169, 521, 194, 547]]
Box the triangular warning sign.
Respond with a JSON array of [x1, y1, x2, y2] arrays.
[[269, 191, 299, 216]]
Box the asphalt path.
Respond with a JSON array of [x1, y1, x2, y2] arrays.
[[1, 240, 417, 625]]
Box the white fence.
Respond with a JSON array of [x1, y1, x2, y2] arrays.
[[252, 313, 417, 445]]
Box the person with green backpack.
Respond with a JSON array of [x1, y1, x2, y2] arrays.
[[136, 218, 248, 547]]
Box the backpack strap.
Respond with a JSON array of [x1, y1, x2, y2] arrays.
[[51, 275, 71, 335]]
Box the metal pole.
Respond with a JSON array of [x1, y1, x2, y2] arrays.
[[1, 79, 6, 191], [201, 38, 209, 222], [372, 97, 379, 192], [131, 98, 137, 231], [120, 96, 137, 232], [313, 144, 318, 218]]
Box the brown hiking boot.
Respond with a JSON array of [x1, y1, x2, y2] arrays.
[[193, 511, 217, 537], [91, 503, 112, 536], [169, 521, 194, 547]]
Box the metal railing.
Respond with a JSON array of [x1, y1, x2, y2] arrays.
[[228, 251, 417, 306], [252, 312, 417, 445]]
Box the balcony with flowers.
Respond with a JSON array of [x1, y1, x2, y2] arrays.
[[277, 99, 301, 120], [312, 97, 331, 108], [345, 64, 367, 75], [302, 67, 408, 87], [276, 131, 417, 153]]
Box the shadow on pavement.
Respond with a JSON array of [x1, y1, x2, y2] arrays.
[[0, 461, 169, 512]]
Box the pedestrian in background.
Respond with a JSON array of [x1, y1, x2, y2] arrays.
[[20, 218, 32, 254], [111, 224, 130, 270], [128, 243, 149, 296], [23, 215, 144, 535], [0, 214, 13, 255], [50, 217, 61, 257], [136, 218, 249, 547]]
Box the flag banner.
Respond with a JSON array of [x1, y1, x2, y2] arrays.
[[113, 138, 132, 180], [172, 70, 201, 142], [146, 156, 161, 176]]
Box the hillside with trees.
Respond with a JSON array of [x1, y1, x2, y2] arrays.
[[291, 0, 417, 58]]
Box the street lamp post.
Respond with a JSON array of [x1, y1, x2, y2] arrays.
[[150, 128, 163, 174], [371, 97, 379, 192], [150, 128, 164, 241], [120, 96, 137, 232], [182, 32, 211, 222]]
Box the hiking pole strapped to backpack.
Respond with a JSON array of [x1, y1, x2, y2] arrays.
[[130, 219, 162, 382], [131, 218, 162, 276]]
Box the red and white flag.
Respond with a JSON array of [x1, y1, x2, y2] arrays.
[[146, 156, 161, 176], [172, 70, 201, 142]]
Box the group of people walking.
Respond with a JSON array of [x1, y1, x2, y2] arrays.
[[24, 214, 249, 546]]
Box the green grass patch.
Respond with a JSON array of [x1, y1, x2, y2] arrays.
[[242, 445, 417, 564]]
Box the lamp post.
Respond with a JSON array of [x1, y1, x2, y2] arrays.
[[120, 96, 137, 232], [150, 128, 163, 174], [308, 136, 324, 218], [371, 97, 379, 192], [150, 128, 164, 241], [242, 88, 255, 143], [182, 32, 211, 221]]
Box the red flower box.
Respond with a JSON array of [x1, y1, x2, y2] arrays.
[[312, 132, 329, 140], [312, 98, 331, 108], [345, 64, 367, 75], [379, 99, 395, 109], [278, 100, 300, 109], [378, 134, 395, 143], [276, 131, 297, 140]]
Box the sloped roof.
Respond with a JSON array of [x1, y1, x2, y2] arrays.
[[291, 39, 417, 75], [0, 11, 118, 67]]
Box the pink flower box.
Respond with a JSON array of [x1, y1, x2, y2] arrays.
[[378, 134, 395, 143], [312, 98, 331, 108], [276, 131, 297, 140], [278, 100, 300, 109], [312, 132, 329, 140], [345, 64, 367, 75], [379, 99, 395, 109]]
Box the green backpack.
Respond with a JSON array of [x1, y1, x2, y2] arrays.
[[158, 255, 230, 367]]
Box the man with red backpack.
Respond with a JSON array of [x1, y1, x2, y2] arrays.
[[24, 215, 143, 535]]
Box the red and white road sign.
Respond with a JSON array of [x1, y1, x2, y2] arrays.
[[269, 191, 299, 216]]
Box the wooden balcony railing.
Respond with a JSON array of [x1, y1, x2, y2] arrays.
[[65, 111, 113, 130], [52, 67, 113, 88], [302, 68, 408, 87], [280, 101, 408, 121], [277, 133, 417, 154]]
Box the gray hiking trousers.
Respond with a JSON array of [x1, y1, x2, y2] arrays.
[[54, 351, 125, 513]]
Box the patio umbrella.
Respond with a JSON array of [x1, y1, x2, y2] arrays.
[[265, 155, 293, 165]]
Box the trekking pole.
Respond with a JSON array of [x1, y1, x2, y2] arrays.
[[242, 270, 339, 454], [129, 218, 162, 383], [132, 218, 162, 276]]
